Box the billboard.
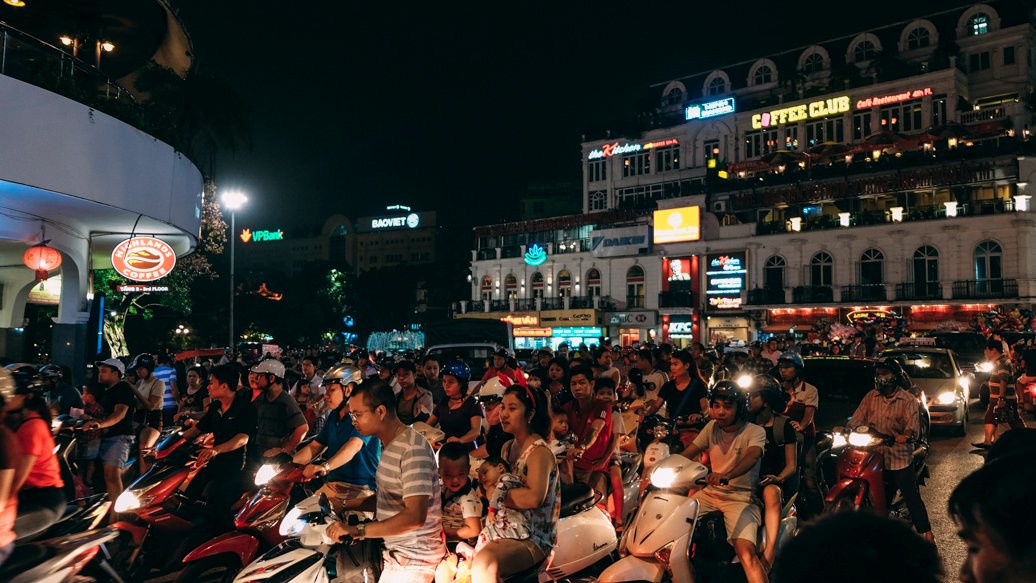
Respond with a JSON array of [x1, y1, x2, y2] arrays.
[[705, 251, 748, 310], [590, 225, 651, 257], [653, 206, 700, 244]]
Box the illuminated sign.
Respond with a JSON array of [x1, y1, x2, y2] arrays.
[[705, 251, 748, 310], [686, 97, 736, 120], [240, 228, 284, 243], [116, 285, 170, 293], [643, 139, 679, 150], [514, 327, 552, 338], [588, 142, 642, 160], [590, 225, 651, 257], [501, 314, 539, 327], [667, 314, 695, 338], [386, 204, 411, 211], [371, 213, 421, 229], [846, 309, 897, 324], [524, 243, 547, 266], [856, 87, 932, 109], [111, 237, 176, 282], [653, 206, 701, 244], [608, 312, 658, 326], [751, 96, 850, 129], [27, 276, 61, 305], [551, 327, 603, 337], [667, 258, 692, 282]]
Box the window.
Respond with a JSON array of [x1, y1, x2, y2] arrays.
[[753, 65, 773, 85], [970, 52, 991, 71], [703, 139, 720, 164], [589, 191, 607, 211], [907, 27, 930, 50], [810, 252, 833, 286], [505, 274, 518, 300], [912, 246, 939, 295], [588, 159, 607, 182], [969, 13, 989, 36], [531, 271, 544, 299], [664, 86, 684, 106], [859, 248, 884, 286], [586, 268, 602, 297], [783, 127, 800, 150], [1004, 46, 1016, 65], [622, 152, 650, 177], [745, 129, 779, 158], [655, 145, 680, 172], [880, 99, 923, 132], [803, 53, 824, 74], [480, 275, 493, 302], [974, 241, 1002, 281], [806, 118, 845, 145], [764, 256, 786, 290], [707, 77, 726, 96], [853, 111, 872, 140], [931, 94, 947, 127], [626, 265, 645, 308], [853, 40, 877, 62], [557, 270, 572, 298]]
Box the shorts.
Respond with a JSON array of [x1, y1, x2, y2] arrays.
[[99, 435, 135, 467], [145, 409, 162, 430], [692, 488, 761, 545], [379, 548, 441, 583], [985, 399, 1023, 426], [78, 439, 101, 461]]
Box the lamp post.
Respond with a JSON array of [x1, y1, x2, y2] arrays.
[[221, 189, 247, 351]]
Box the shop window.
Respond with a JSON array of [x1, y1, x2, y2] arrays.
[[626, 265, 645, 308], [859, 248, 884, 286], [764, 255, 786, 289], [810, 252, 833, 287]]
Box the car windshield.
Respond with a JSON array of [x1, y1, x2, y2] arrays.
[[799, 359, 878, 431], [426, 346, 492, 380], [927, 334, 985, 357], [883, 352, 953, 379]]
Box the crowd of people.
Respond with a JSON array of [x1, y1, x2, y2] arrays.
[[0, 332, 1032, 582]]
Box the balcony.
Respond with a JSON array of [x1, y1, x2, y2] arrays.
[[952, 279, 1018, 300], [747, 288, 786, 305], [658, 291, 693, 308], [626, 296, 647, 309], [459, 296, 613, 315], [895, 282, 943, 301], [841, 284, 888, 302], [792, 286, 834, 303]]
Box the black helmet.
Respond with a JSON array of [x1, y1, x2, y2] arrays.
[[749, 374, 787, 411], [131, 353, 156, 373], [708, 379, 750, 421], [874, 357, 907, 392], [39, 364, 63, 381], [5, 363, 44, 395]]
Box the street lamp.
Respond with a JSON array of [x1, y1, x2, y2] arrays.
[[220, 189, 247, 351]]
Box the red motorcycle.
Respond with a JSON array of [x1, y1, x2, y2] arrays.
[[174, 455, 317, 583]]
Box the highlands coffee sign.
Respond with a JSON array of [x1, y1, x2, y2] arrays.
[[111, 237, 176, 282]]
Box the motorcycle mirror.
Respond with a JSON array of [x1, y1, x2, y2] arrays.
[[855, 425, 870, 433], [318, 492, 333, 517]]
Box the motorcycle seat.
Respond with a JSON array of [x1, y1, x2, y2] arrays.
[[502, 559, 545, 583], [0, 544, 53, 579], [559, 483, 597, 518]]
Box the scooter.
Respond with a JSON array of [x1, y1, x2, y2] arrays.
[[0, 526, 121, 583], [599, 454, 796, 583], [825, 425, 928, 520], [541, 482, 619, 582]]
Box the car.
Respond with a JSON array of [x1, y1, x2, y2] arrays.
[[924, 331, 992, 407], [879, 346, 972, 435]]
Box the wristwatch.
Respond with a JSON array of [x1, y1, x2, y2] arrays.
[[355, 523, 366, 539], [321, 462, 331, 474]]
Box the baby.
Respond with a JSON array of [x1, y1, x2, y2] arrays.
[[474, 456, 532, 551], [435, 443, 483, 583]]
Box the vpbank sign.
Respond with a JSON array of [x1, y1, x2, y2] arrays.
[[590, 225, 651, 258]]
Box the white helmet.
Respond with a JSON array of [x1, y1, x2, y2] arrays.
[[477, 374, 513, 403], [323, 364, 362, 387], [250, 359, 286, 378]]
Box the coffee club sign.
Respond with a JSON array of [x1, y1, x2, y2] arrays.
[[751, 96, 850, 129], [111, 236, 176, 282]]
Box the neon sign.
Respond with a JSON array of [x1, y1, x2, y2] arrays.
[[643, 139, 679, 149], [240, 228, 284, 243], [524, 243, 547, 266], [371, 213, 420, 229], [856, 87, 932, 109], [501, 315, 539, 327], [588, 142, 642, 160], [686, 97, 736, 120], [705, 251, 748, 310], [751, 96, 850, 129]]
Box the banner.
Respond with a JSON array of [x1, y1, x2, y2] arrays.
[[590, 225, 651, 257]]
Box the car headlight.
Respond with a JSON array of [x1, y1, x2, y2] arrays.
[[936, 391, 957, 405], [650, 467, 678, 488], [958, 377, 970, 391], [255, 463, 279, 486], [278, 507, 307, 537], [976, 362, 994, 373], [114, 490, 141, 513], [832, 433, 848, 449], [735, 375, 753, 389], [848, 432, 877, 447]]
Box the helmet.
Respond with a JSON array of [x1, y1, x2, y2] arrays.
[[776, 351, 804, 369], [251, 359, 286, 378], [96, 358, 125, 376], [131, 353, 156, 373], [749, 375, 786, 411], [441, 360, 472, 385], [377, 356, 396, 370], [322, 364, 362, 387], [39, 364, 63, 381], [5, 363, 43, 395], [874, 358, 908, 393], [477, 374, 513, 403], [0, 369, 14, 406], [708, 379, 750, 421]]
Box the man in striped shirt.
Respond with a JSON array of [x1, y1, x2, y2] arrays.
[[330, 380, 444, 582], [152, 353, 179, 427]]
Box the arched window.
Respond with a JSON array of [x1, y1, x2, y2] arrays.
[[626, 265, 645, 308], [707, 77, 726, 96], [810, 252, 833, 286], [969, 13, 989, 36], [663, 86, 684, 106], [753, 65, 773, 85], [803, 53, 824, 74], [764, 256, 786, 290], [589, 190, 607, 211], [504, 273, 518, 300], [860, 248, 884, 286], [907, 27, 930, 50], [586, 268, 602, 297], [480, 275, 493, 302], [557, 270, 572, 298], [853, 40, 877, 63], [912, 246, 939, 297], [531, 271, 545, 299], [974, 241, 1002, 284]]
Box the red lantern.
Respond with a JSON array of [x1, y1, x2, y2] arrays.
[[23, 243, 62, 281]]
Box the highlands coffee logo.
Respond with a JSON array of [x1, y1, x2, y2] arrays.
[[111, 237, 176, 282]]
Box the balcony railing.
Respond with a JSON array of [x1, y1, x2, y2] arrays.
[[840, 284, 888, 302], [792, 286, 834, 303], [626, 296, 647, 309], [658, 291, 693, 308], [952, 279, 1018, 299], [747, 288, 786, 305], [895, 282, 943, 301]]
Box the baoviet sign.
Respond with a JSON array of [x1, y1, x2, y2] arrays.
[[111, 237, 176, 282]]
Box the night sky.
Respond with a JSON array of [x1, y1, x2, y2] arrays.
[[175, 0, 967, 232]]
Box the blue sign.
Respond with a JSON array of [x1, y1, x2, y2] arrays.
[[590, 225, 651, 258], [525, 243, 547, 266], [552, 327, 603, 337], [686, 97, 736, 121], [705, 251, 748, 310]]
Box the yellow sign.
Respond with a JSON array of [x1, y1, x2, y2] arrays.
[[514, 327, 552, 337], [653, 206, 701, 244], [539, 309, 596, 324], [501, 314, 539, 327], [751, 96, 850, 129]]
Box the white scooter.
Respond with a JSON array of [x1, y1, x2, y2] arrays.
[[598, 455, 797, 583]]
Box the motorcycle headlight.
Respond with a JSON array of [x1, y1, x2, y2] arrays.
[[936, 391, 957, 405], [976, 362, 994, 373], [254, 463, 279, 486], [278, 507, 307, 537], [831, 433, 848, 449], [848, 432, 877, 447], [735, 375, 753, 389], [114, 490, 141, 513], [650, 467, 678, 489]]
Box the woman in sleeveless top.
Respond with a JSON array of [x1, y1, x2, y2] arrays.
[[471, 385, 559, 583]]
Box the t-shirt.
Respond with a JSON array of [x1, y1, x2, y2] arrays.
[[100, 381, 138, 436], [153, 366, 178, 411], [442, 482, 483, 543], [0, 425, 18, 549], [252, 389, 308, 459], [15, 415, 64, 489], [760, 417, 797, 478], [180, 386, 209, 416], [137, 377, 166, 412], [691, 420, 766, 498], [658, 379, 708, 420], [563, 398, 613, 471], [432, 397, 484, 442], [376, 425, 445, 562], [314, 407, 380, 488], [642, 370, 668, 403], [485, 423, 512, 458], [197, 389, 258, 473], [395, 386, 433, 425]]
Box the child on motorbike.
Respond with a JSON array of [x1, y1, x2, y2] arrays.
[[595, 379, 629, 529], [436, 442, 484, 583], [548, 406, 575, 484], [474, 457, 532, 551]]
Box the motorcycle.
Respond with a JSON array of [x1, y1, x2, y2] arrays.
[[825, 425, 928, 520], [599, 454, 796, 583], [0, 527, 121, 583]]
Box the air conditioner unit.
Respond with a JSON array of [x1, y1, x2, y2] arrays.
[[713, 200, 727, 213]]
